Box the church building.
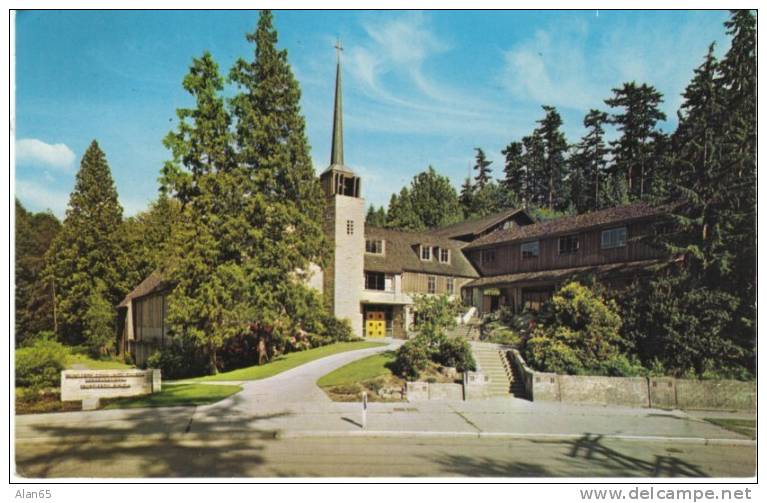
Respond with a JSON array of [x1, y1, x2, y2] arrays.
[[117, 46, 670, 364]]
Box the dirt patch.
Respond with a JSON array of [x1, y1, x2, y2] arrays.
[[15, 388, 81, 415]]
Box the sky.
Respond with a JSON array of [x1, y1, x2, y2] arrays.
[[14, 9, 733, 218]]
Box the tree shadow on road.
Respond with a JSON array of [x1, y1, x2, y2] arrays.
[[15, 397, 291, 478], [425, 453, 553, 477], [560, 433, 708, 477]]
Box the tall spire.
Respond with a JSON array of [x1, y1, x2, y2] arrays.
[[331, 39, 344, 167]]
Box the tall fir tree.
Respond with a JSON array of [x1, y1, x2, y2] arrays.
[[569, 109, 609, 213], [46, 140, 125, 353], [521, 132, 545, 208], [472, 148, 492, 189], [161, 51, 241, 372], [501, 141, 525, 206], [604, 82, 667, 201], [535, 106, 569, 211], [15, 200, 61, 345], [458, 176, 474, 218]]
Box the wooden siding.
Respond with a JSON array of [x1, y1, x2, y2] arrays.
[[402, 272, 472, 295], [469, 220, 664, 277], [133, 293, 168, 344]]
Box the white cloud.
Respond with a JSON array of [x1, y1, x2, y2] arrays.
[[15, 138, 76, 170], [15, 179, 71, 218]]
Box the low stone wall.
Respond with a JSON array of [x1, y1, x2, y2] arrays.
[[406, 381, 463, 401], [507, 350, 755, 411], [463, 371, 492, 400]]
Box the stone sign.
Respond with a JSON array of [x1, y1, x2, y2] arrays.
[[61, 369, 161, 409]]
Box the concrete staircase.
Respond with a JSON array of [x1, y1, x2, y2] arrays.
[[471, 343, 526, 398]]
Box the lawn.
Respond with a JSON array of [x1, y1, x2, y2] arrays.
[[102, 383, 241, 410], [191, 341, 385, 382], [704, 418, 757, 440], [317, 351, 405, 402], [317, 351, 396, 387], [66, 353, 134, 370]]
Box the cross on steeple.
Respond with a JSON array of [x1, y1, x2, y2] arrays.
[[334, 39, 344, 61]]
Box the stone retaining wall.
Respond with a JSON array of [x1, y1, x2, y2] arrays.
[[508, 350, 755, 411], [406, 381, 463, 401]]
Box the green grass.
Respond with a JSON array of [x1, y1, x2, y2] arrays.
[[704, 418, 756, 440], [102, 383, 241, 410], [191, 341, 385, 382], [66, 353, 133, 370], [317, 351, 396, 387]]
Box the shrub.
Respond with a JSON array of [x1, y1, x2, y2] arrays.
[[435, 337, 476, 372], [481, 321, 523, 347], [523, 282, 624, 374], [391, 339, 430, 380], [526, 328, 585, 375], [146, 340, 207, 379], [15, 338, 71, 388]]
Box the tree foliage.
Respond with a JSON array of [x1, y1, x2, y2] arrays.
[[45, 140, 126, 351], [15, 200, 61, 345], [385, 166, 463, 230], [160, 11, 331, 373]]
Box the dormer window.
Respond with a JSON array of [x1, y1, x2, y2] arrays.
[[439, 248, 450, 264], [420, 245, 431, 261], [365, 239, 384, 255]]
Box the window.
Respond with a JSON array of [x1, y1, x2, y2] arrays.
[[420, 245, 431, 261], [427, 275, 436, 294], [365, 272, 386, 291], [521, 241, 540, 259], [365, 239, 384, 254], [481, 249, 496, 265], [447, 278, 455, 295], [601, 227, 627, 249], [558, 235, 579, 255], [346, 220, 354, 235], [439, 248, 450, 263]]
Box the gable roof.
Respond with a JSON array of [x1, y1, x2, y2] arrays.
[[117, 270, 171, 308], [465, 202, 667, 250], [364, 226, 479, 278], [430, 208, 533, 240]]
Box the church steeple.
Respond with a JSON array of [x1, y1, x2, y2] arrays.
[[330, 40, 344, 167], [320, 39, 360, 198]]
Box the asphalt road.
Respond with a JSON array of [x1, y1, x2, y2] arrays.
[[15, 435, 755, 478]]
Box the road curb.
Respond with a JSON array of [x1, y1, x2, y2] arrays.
[[15, 429, 755, 447]]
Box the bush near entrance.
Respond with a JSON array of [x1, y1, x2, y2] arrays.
[[392, 295, 475, 381]]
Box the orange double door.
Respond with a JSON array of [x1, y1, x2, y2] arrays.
[[366, 311, 386, 338]]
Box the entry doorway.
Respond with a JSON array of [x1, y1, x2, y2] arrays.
[[365, 311, 386, 338]]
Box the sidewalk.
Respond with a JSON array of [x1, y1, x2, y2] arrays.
[[15, 395, 755, 446]]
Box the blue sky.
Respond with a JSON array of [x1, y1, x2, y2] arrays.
[[14, 9, 732, 218]]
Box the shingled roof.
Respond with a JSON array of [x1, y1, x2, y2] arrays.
[[465, 258, 670, 289], [465, 202, 667, 250], [117, 270, 171, 308], [430, 207, 533, 240], [364, 226, 479, 278]]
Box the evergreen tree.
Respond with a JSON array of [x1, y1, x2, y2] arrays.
[[472, 148, 492, 189], [569, 109, 609, 213], [521, 132, 545, 208], [605, 82, 667, 200], [469, 181, 506, 218], [365, 205, 387, 227], [122, 194, 181, 291], [46, 140, 125, 352], [386, 187, 423, 230], [501, 141, 525, 206], [535, 106, 568, 211], [408, 166, 463, 228], [15, 200, 61, 345], [458, 176, 474, 217], [162, 11, 330, 372]]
